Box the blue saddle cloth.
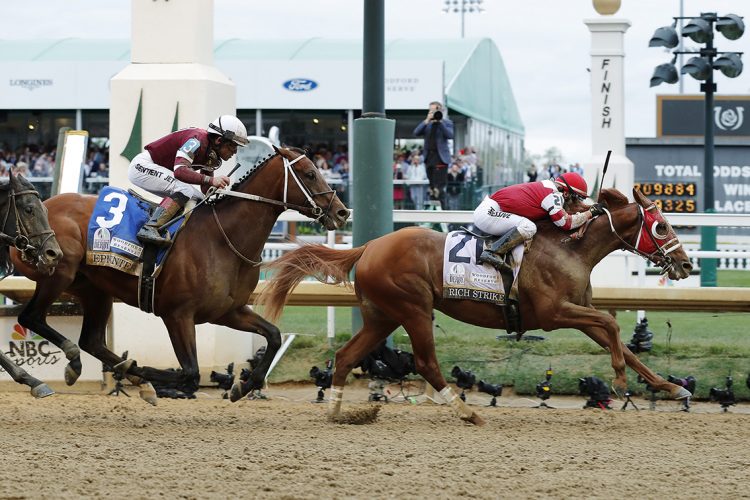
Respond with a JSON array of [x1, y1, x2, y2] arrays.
[[86, 187, 184, 275]]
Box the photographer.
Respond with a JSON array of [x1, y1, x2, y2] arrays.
[[413, 101, 454, 208]]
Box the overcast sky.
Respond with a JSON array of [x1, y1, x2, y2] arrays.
[[5, 0, 749, 163]]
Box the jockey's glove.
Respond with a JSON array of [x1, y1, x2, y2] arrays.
[[589, 203, 606, 217]]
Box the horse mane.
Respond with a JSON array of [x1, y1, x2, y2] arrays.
[[209, 147, 309, 206], [598, 188, 629, 210]]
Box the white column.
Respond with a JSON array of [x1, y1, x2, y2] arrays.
[[108, 0, 253, 382], [582, 19, 634, 199]]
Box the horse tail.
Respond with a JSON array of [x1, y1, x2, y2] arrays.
[[258, 244, 367, 322]]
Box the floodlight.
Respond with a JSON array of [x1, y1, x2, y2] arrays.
[[650, 63, 679, 87], [713, 53, 743, 78], [716, 14, 745, 40], [682, 17, 713, 44], [681, 56, 712, 80], [649, 26, 679, 48]]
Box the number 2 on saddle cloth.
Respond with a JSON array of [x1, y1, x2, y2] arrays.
[[442, 231, 522, 334]]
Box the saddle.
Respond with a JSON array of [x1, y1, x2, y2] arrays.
[[86, 187, 192, 314], [451, 227, 522, 335]]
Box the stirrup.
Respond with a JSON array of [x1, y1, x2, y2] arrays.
[[137, 227, 172, 248], [478, 251, 512, 274]]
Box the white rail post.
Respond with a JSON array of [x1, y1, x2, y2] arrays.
[[326, 230, 336, 347]]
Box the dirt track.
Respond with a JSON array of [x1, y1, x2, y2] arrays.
[[1, 382, 748, 499]]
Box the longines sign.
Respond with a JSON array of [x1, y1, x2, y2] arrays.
[[658, 95, 750, 137], [9, 79, 53, 91]]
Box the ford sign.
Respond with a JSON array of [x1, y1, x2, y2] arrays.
[[283, 78, 318, 92]]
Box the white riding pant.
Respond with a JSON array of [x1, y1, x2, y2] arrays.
[[472, 196, 537, 240], [128, 151, 203, 201]]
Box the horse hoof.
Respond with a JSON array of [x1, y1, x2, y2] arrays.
[[113, 359, 134, 377], [466, 412, 486, 426], [671, 386, 692, 400], [139, 382, 158, 406], [31, 383, 55, 398], [229, 382, 243, 403], [64, 364, 80, 386], [611, 380, 627, 399]]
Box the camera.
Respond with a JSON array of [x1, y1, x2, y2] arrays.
[[667, 374, 696, 395], [709, 375, 735, 411], [451, 365, 476, 401], [477, 380, 502, 407], [310, 360, 333, 403], [579, 376, 611, 409], [536, 366, 554, 401], [209, 362, 235, 392], [432, 110, 443, 121], [357, 342, 416, 382], [627, 317, 653, 353]]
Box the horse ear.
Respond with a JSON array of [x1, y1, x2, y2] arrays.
[[632, 187, 650, 208], [272, 145, 281, 154]]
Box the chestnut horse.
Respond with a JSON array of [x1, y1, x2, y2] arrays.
[[0, 173, 63, 398], [12, 148, 349, 403], [259, 188, 693, 425]]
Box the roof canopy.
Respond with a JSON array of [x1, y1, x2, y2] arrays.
[[0, 37, 523, 134]]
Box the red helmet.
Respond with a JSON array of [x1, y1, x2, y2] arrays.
[[554, 172, 588, 198]]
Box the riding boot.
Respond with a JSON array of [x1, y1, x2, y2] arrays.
[[137, 195, 185, 248], [477, 227, 527, 273]]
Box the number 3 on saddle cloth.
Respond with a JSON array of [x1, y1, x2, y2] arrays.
[[442, 230, 524, 334], [86, 186, 188, 313]]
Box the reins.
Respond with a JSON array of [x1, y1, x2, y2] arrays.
[[183, 151, 339, 266]]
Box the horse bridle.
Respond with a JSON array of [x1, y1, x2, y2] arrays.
[[209, 152, 339, 265], [601, 203, 682, 275], [0, 185, 56, 264]]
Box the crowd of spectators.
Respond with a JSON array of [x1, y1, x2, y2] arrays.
[[526, 161, 584, 183]]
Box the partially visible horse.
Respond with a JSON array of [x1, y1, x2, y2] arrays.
[[259, 188, 693, 425], [0, 173, 63, 398], [12, 148, 349, 403]]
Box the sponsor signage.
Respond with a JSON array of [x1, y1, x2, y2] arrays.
[[0, 319, 102, 383], [0, 60, 443, 110], [658, 95, 750, 137]]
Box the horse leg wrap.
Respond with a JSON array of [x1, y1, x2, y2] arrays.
[[328, 386, 344, 417], [440, 386, 474, 420], [61, 339, 80, 361]]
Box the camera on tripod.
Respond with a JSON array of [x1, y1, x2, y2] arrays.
[[627, 317, 654, 353], [310, 360, 333, 403], [531, 366, 555, 408], [579, 376, 611, 409], [451, 365, 476, 401], [709, 375, 735, 411], [209, 362, 235, 393], [477, 380, 502, 407], [357, 342, 416, 382]]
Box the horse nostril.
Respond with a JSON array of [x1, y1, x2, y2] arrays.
[[682, 262, 693, 272], [45, 249, 61, 261], [338, 209, 351, 220]]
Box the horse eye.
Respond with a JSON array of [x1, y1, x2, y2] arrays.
[[306, 170, 316, 180], [655, 222, 668, 236], [24, 206, 33, 215]]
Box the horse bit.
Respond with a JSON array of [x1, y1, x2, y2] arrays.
[[0, 186, 56, 264]]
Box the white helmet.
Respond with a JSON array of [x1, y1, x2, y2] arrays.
[[208, 115, 249, 147]]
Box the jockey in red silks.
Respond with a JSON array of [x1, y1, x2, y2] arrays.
[[473, 172, 605, 271], [128, 115, 249, 247]]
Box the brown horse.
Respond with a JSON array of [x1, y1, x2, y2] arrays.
[[259, 188, 693, 425], [0, 173, 63, 398], [11, 148, 349, 403]]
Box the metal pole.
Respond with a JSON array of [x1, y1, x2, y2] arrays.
[[700, 16, 717, 287], [362, 0, 384, 117], [352, 0, 395, 335], [461, 5, 465, 38], [678, 0, 684, 94]]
